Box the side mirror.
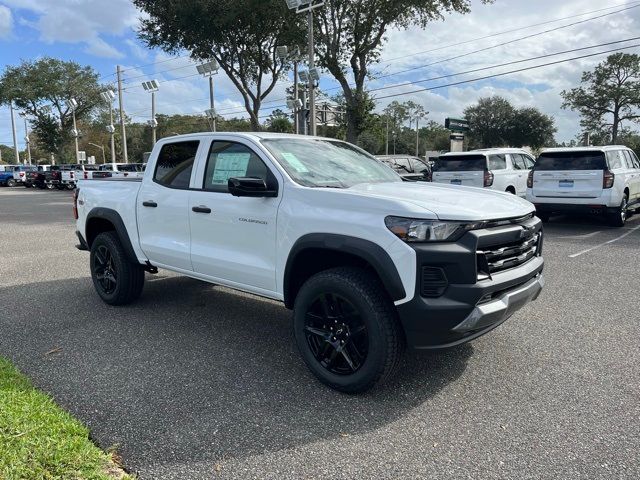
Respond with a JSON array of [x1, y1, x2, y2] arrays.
[[228, 177, 278, 198]]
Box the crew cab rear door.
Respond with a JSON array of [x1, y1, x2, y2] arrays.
[[431, 155, 486, 187], [136, 140, 201, 271], [532, 151, 605, 199], [187, 138, 282, 293]]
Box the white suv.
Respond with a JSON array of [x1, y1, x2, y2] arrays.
[[432, 148, 535, 197], [526, 146, 640, 227]]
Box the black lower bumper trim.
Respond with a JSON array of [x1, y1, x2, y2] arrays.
[[75, 231, 89, 251]]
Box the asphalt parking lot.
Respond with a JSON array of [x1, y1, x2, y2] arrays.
[[1, 187, 639, 480]]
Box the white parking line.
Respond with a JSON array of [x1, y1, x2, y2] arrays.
[[569, 224, 640, 258], [560, 231, 602, 239]]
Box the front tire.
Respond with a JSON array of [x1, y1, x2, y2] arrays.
[[607, 195, 628, 227], [90, 231, 145, 305], [293, 267, 404, 393]]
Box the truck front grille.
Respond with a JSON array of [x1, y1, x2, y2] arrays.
[[476, 219, 542, 279]]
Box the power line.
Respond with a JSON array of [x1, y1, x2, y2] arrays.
[[373, 43, 640, 101], [367, 37, 640, 95], [381, 0, 640, 64]]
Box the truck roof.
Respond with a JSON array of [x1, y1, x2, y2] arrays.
[[161, 132, 328, 142]]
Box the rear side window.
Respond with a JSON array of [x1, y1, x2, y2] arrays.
[[154, 141, 200, 189], [606, 150, 627, 170], [488, 155, 506, 170], [433, 155, 486, 172], [203, 141, 272, 193], [536, 151, 607, 171]]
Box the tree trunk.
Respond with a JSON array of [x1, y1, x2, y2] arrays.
[[345, 94, 367, 144]]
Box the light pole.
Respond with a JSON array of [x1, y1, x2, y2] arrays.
[[196, 60, 220, 132], [285, 0, 324, 136], [412, 110, 428, 157], [88, 142, 106, 164], [66, 98, 80, 162], [9, 101, 20, 164], [19, 112, 32, 165], [100, 90, 117, 163], [277, 45, 304, 134], [142, 80, 159, 145]]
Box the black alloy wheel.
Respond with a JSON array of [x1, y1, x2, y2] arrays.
[[93, 244, 118, 295], [304, 292, 368, 375]]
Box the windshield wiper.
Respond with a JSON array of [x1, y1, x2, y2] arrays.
[[313, 184, 346, 189]]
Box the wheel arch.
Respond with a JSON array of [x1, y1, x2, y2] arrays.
[[283, 234, 406, 309], [85, 208, 138, 264]]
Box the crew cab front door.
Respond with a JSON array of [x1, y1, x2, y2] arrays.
[[188, 139, 282, 293], [137, 140, 200, 271]]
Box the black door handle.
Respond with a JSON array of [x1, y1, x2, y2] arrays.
[[192, 205, 212, 214], [142, 201, 157, 208]]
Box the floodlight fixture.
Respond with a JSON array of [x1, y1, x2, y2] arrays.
[[205, 108, 217, 119], [285, 0, 324, 12], [100, 90, 116, 102], [141, 80, 160, 92], [276, 46, 289, 61], [298, 70, 309, 83], [196, 60, 219, 76], [71, 128, 79, 138], [286, 99, 303, 110], [308, 67, 320, 81], [148, 118, 158, 128], [66, 98, 78, 111], [106, 125, 116, 134]]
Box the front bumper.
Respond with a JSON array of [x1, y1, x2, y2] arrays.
[[396, 216, 544, 349]]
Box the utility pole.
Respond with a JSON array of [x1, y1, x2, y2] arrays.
[[385, 116, 389, 155], [307, 9, 316, 136], [21, 113, 32, 165], [117, 65, 129, 163], [69, 100, 80, 162], [151, 91, 157, 144], [293, 60, 299, 135], [9, 102, 20, 164], [415, 117, 420, 157], [209, 76, 216, 132], [109, 107, 116, 162]]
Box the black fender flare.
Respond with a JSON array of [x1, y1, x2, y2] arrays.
[[85, 207, 139, 264], [283, 233, 406, 308]]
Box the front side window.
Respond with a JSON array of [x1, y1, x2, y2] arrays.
[[630, 151, 640, 169], [203, 141, 272, 193], [154, 141, 199, 189], [523, 155, 535, 169], [262, 138, 400, 188], [488, 154, 507, 170], [511, 154, 526, 170]]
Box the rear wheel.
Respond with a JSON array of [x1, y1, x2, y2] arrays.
[[607, 195, 628, 227], [90, 231, 145, 305], [293, 267, 404, 393], [6, 179, 16, 187]]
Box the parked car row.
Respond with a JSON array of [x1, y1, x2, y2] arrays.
[[376, 145, 640, 227], [0, 163, 146, 190]]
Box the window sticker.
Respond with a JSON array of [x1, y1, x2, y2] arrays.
[[211, 152, 251, 184], [281, 152, 309, 172]]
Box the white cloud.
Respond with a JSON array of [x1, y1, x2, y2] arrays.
[[85, 37, 124, 59], [0, 5, 12, 38]]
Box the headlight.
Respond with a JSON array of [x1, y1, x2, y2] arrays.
[[385, 216, 480, 242]]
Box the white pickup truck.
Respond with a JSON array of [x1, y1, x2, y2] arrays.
[[74, 133, 544, 392]]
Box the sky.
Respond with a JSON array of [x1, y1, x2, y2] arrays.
[[0, 0, 639, 152]]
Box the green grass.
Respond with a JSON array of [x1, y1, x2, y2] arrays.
[[0, 357, 131, 480]]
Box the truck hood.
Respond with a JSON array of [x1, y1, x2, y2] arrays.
[[348, 182, 534, 221]]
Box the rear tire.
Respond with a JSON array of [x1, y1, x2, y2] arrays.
[[90, 231, 145, 306], [607, 195, 628, 227], [6, 179, 16, 187], [293, 267, 404, 393]]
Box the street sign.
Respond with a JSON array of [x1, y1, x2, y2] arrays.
[[450, 133, 465, 141], [445, 118, 469, 132], [88, 156, 96, 165]]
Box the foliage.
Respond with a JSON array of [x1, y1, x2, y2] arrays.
[[0, 357, 130, 479], [266, 109, 294, 133], [464, 96, 555, 149], [0, 57, 105, 158], [135, 0, 305, 131], [561, 53, 640, 144], [314, 0, 492, 142]]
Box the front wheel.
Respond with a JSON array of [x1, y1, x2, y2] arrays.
[[607, 195, 628, 227], [293, 267, 404, 393], [90, 231, 145, 305]]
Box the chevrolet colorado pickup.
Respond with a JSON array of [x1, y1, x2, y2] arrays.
[[74, 133, 544, 392]]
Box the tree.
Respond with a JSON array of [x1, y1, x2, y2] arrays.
[[0, 58, 104, 160], [510, 107, 556, 150], [464, 96, 515, 148], [266, 109, 294, 133], [314, 0, 491, 143], [561, 53, 640, 144], [464, 96, 555, 149], [135, 0, 304, 131]]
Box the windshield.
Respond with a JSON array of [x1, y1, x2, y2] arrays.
[[536, 151, 606, 170], [433, 155, 486, 172], [261, 138, 400, 188]]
